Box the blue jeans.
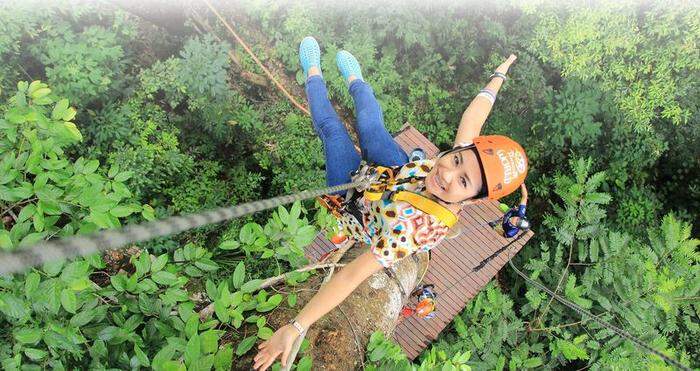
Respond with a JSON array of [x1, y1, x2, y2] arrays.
[[305, 75, 409, 196]]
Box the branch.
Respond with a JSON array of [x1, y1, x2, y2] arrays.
[[198, 261, 345, 321], [201, 0, 310, 116]]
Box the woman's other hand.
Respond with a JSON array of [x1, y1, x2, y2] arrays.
[[495, 54, 517, 75], [253, 324, 300, 370]]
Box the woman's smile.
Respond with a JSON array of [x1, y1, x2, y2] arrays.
[[432, 170, 446, 193]]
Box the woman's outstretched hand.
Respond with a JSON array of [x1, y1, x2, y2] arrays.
[[253, 324, 300, 370], [495, 54, 517, 75]]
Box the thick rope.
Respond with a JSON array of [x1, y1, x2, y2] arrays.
[[0, 181, 366, 276]]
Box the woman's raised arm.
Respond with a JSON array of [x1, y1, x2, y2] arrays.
[[453, 54, 517, 147], [253, 250, 384, 370]]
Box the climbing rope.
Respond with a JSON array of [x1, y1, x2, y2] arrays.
[[0, 180, 368, 276]]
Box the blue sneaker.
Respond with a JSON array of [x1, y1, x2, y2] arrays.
[[299, 36, 321, 80], [336, 50, 363, 85]]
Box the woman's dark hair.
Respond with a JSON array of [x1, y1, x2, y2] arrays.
[[471, 147, 489, 200]]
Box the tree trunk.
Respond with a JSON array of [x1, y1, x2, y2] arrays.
[[233, 245, 429, 369]]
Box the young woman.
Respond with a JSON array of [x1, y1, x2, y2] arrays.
[[253, 36, 527, 370]]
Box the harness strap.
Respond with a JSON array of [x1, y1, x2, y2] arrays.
[[392, 191, 458, 228]]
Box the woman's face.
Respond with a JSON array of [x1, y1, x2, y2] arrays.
[[425, 149, 484, 203]]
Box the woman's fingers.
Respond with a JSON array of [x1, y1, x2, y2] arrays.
[[254, 348, 281, 371], [258, 340, 268, 349], [281, 342, 294, 367], [261, 355, 278, 371]]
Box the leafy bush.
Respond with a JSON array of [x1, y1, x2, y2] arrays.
[[30, 25, 125, 106], [0, 81, 150, 246], [104, 98, 194, 201], [526, 2, 699, 130]]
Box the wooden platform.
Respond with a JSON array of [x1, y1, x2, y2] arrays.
[[304, 125, 533, 360]]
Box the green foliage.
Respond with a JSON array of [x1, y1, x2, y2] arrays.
[[178, 35, 231, 110], [526, 1, 699, 130], [519, 158, 697, 369], [30, 25, 125, 105], [218, 200, 316, 269], [427, 282, 535, 370], [1, 1, 698, 369], [0, 81, 150, 245], [104, 98, 194, 201]]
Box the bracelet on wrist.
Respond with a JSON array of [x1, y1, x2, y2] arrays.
[[489, 71, 507, 82], [477, 89, 497, 104], [288, 319, 305, 335]]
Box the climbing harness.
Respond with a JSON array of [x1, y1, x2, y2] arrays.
[[317, 159, 459, 235]]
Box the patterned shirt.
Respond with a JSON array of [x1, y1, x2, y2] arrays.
[[334, 159, 451, 267]]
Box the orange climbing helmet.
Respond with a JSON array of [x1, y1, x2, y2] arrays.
[[445, 135, 528, 200], [473, 135, 528, 200]]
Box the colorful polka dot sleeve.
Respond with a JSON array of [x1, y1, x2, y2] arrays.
[[333, 159, 451, 268]]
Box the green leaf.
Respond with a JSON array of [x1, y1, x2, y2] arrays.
[[51, 99, 69, 120], [287, 293, 297, 308], [195, 259, 219, 272], [152, 254, 168, 272], [114, 171, 133, 182], [235, 335, 257, 356], [63, 122, 82, 141], [152, 344, 177, 368], [214, 301, 229, 323], [241, 279, 263, 294], [60, 288, 77, 314], [185, 333, 201, 366], [24, 272, 40, 297], [522, 357, 542, 368], [201, 330, 220, 354], [257, 327, 273, 340], [24, 348, 48, 361], [62, 107, 77, 121], [152, 271, 178, 286], [108, 164, 120, 178], [17, 204, 36, 223], [83, 159, 100, 174], [557, 339, 589, 361], [0, 230, 12, 249], [297, 355, 312, 371], [232, 262, 245, 289], [110, 205, 136, 218], [89, 211, 113, 229], [214, 345, 233, 371], [30, 87, 51, 99], [14, 328, 42, 344], [70, 308, 96, 327], [142, 204, 155, 221], [294, 225, 317, 247], [185, 314, 199, 339], [134, 344, 151, 367], [218, 239, 240, 250]]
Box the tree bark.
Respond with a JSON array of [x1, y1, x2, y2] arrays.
[[233, 245, 429, 369]]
